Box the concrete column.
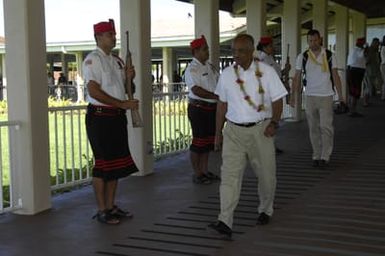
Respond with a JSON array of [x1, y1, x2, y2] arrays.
[[4, 0, 51, 214], [351, 11, 367, 50], [335, 4, 349, 101], [194, 0, 220, 69], [0, 54, 5, 100], [283, 0, 301, 121], [120, 0, 153, 176], [75, 52, 84, 102], [246, 0, 266, 41], [60, 53, 67, 80], [313, 0, 328, 47], [162, 47, 173, 92]]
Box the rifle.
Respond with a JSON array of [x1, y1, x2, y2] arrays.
[[282, 43, 291, 102], [125, 31, 143, 127]]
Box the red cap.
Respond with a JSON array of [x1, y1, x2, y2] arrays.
[[93, 19, 116, 34], [356, 37, 366, 46], [190, 35, 207, 49], [259, 36, 273, 45]]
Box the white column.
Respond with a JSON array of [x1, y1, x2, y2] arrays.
[[120, 0, 153, 176], [4, 0, 51, 214], [75, 52, 84, 102], [283, 0, 301, 121], [162, 47, 173, 92], [0, 54, 5, 100], [194, 0, 220, 69], [246, 0, 266, 41], [350, 11, 367, 50], [335, 4, 349, 101], [313, 0, 328, 47]]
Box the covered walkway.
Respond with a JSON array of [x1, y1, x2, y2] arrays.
[[1, 97, 385, 255]]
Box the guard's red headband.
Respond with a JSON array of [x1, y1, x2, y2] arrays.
[[259, 36, 273, 45], [356, 37, 366, 46], [190, 35, 207, 49], [94, 19, 116, 34]]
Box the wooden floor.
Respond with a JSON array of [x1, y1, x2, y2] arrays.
[[1, 97, 385, 256]]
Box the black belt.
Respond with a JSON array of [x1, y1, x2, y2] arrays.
[[188, 98, 217, 107], [87, 104, 126, 115], [230, 119, 267, 128], [231, 122, 256, 127]]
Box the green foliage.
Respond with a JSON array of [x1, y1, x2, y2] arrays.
[[153, 99, 188, 115], [0, 100, 7, 114], [154, 129, 192, 157], [2, 185, 10, 208], [51, 154, 94, 194], [48, 96, 87, 108]]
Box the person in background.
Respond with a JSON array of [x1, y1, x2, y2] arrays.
[[58, 72, 67, 85], [346, 37, 367, 117], [290, 29, 345, 168], [208, 34, 287, 239], [363, 38, 381, 106], [83, 19, 139, 225], [380, 35, 385, 101], [256, 36, 291, 154], [184, 35, 220, 185]]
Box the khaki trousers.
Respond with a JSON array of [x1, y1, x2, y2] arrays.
[[218, 121, 276, 229], [305, 95, 334, 161]]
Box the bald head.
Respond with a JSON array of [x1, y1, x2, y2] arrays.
[[232, 34, 255, 69]]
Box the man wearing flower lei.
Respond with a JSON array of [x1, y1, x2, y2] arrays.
[[185, 35, 220, 185], [290, 29, 345, 168], [207, 34, 287, 239]]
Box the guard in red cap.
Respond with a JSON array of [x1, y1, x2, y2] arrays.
[[184, 35, 220, 185], [346, 37, 367, 117], [83, 19, 139, 225]]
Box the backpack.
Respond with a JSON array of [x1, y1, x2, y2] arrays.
[[302, 49, 334, 91]]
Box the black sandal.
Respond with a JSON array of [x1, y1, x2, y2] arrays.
[[92, 210, 120, 225], [205, 171, 220, 181], [193, 174, 212, 185], [109, 205, 133, 218]]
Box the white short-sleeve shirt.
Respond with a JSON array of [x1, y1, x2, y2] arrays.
[[381, 46, 385, 65], [184, 58, 219, 103], [215, 61, 287, 124], [83, 47, 127, 106], [257, 50, 281, 77], [347, 46, 366, 69], [295, 48, 336, 97]]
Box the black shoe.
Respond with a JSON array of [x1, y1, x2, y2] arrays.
[[192, 174, 212, 185], [319, 160, 329, 168], [207, 221, 232, 240], [348, 112, 363, 117], [275, 147, 284, 155], [312, 160, 320, 167], [204, 171, 220, 181], [256, 212, 270, 225]]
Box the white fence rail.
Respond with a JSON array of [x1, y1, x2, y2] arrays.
[[0, 121, 22, 213], [1, 82, 296, 213]]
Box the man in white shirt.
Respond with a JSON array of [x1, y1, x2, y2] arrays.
[[207, 34, 287, 239], [290, 29, 345, 168], [347, 37, 367, 117]]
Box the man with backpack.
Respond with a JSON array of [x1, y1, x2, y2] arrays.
[[290, 29, 345, 168]]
